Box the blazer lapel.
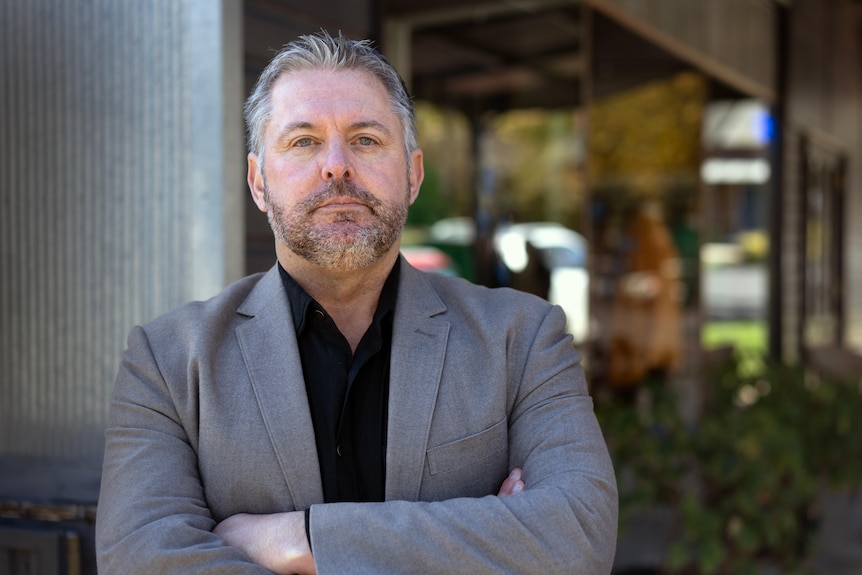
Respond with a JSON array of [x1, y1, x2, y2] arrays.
[[233, 262, 449, 505], [385, 262, 449, 501], [235, 267, 324, 509]]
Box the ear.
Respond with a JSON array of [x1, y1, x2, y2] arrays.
[[247, 153, 267, 212], [407, 148, 424, 206]]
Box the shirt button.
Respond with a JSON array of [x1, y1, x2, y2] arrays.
[[314, 309, 326, 319], [336, 444, 343, 457]]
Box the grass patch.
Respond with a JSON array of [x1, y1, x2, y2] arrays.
[[702, 320, 766, 352], [702, 320, 767, 376]]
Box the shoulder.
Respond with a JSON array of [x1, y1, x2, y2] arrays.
[[135, 269, 273, 347], [403, 263, 567, 339], [149, 271, 267, 325], [420, 267, 556, 316]]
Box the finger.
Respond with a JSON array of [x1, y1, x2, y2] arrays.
[[497, 468, 525, 497]]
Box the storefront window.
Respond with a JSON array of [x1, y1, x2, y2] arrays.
[[799, 135, 847, 350], [586, 72, 706, 390], [699, 99, 773, 373]]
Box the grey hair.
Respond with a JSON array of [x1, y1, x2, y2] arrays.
[[244, 30, 417, 160]]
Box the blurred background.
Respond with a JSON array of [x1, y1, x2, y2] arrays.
[[2, 0, 861, 573]]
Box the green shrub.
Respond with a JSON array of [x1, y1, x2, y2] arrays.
[[597, 354, 862, 574]]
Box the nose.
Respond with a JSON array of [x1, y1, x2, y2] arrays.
[[321, 140, 353, 181]]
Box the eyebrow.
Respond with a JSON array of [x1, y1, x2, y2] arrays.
[[350, 120, 393, 138], [274, 121, 314, 144], [274, 120, 394, 143]]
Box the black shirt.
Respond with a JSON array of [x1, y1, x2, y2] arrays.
[[278, 260, 398, 503]]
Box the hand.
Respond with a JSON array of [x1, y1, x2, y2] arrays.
[[497, 467, 525, 497], [214, 511, 316, 575]]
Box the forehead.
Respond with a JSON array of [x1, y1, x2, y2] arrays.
[[267, 68, 397, 130]]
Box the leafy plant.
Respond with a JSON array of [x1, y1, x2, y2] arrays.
[[597, 353, 862, 574]]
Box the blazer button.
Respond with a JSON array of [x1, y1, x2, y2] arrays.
[[336, 444, 343, 457]]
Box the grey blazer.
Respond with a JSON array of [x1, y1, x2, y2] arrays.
[[96, 259, 617, 574]]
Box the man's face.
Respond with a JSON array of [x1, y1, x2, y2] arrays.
[[248, 68, 423, 271]]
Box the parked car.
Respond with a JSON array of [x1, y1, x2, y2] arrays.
[[401, 245, 460, 276], [495, 222, 589, 344], [428, 218, 590, 343]]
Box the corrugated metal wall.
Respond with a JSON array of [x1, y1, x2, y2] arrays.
[[0, 0, 243, 499]]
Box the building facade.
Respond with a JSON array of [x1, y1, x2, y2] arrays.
[[1, 0, 859, 573]]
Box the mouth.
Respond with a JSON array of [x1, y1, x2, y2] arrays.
[[315, 201, 370, 215], [304, 180, 382, 216], [319, 198, 367, 208], [313, 194, 375, 215]]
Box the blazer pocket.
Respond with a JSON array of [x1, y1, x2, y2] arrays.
[[426, 418, 507, 476]]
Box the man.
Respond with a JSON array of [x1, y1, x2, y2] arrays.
[[96, 31, 617, 575]]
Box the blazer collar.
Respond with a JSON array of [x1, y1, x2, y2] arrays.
[[235, 259, 451, 504]]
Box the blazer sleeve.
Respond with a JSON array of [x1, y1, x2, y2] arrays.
[[308, 303, 619, 575], [95, 325, 271, 575]]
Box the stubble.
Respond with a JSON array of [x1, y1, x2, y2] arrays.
[[265, 178, 409, 271]]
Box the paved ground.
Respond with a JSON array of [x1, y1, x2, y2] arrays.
[[809, 490, 862, 574], [612, 490, 862, 574]]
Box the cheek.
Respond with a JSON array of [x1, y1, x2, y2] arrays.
[[265, 154, 317, 182], [259, 163, 311, 204]]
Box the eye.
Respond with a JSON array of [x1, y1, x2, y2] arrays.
[[355, 136, 377, 146], [294, 137, 315, 148]]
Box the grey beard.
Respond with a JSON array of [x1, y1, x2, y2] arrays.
[[266, 178, 409, 271]]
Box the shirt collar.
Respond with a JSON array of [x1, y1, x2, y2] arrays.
[[277, 258, 401, 334]]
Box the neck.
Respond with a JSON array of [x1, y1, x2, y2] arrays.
[[277, 246, 399, 352]]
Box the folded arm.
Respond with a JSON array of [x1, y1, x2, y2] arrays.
[[304, 305, 618, 574], [216, 305, 617, 575], [96, 326, 273, 575], [212, 469, 526, 575], [97, 305, 617, 575]]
